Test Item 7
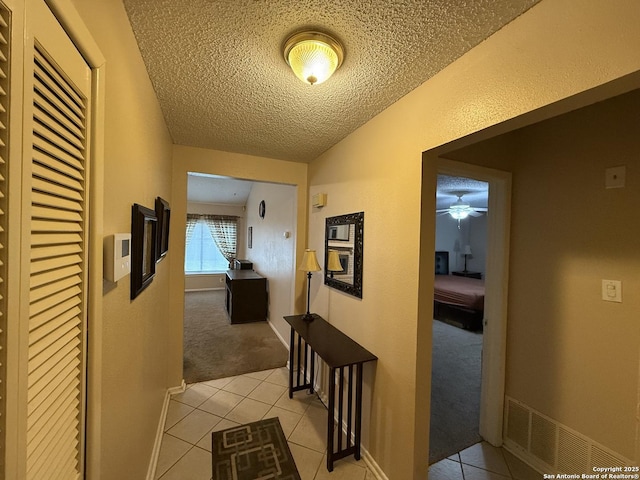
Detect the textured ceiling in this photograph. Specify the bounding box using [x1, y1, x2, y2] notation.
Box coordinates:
[123, 0, 539, 163]
[187, 174, 254, 205]
[436, 174, 488, 210]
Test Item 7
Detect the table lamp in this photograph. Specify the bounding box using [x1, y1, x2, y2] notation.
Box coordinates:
[463, 245, 472, 272]
[299, 249, 321, 321]
[326, 250, 343, 278]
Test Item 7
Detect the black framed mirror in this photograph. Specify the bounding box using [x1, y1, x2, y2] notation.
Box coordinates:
[324, 212, 364, 298]
[131, 203, 157, 299]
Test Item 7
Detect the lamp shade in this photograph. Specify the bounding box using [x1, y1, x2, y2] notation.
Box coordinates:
[463, 245, 473, 255]
[327, 250, 343, 272]
[299, 249, 321, 272]
[284, 31, 344, 85]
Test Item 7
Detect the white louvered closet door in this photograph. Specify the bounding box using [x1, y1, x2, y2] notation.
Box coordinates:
[23, 1, 91, 478]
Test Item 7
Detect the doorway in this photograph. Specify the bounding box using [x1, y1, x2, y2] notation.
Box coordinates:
[430, 174, 489, 462]
[431, 159, 512, 451]
[182, 173, 296, 383]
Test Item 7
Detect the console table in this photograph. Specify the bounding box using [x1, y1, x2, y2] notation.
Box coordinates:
[283, 314, 377, 472]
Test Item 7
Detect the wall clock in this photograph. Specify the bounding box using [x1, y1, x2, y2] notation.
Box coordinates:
[259, 200, 266, 219]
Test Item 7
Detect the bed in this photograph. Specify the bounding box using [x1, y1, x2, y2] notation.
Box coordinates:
[433, 251, 484, 330]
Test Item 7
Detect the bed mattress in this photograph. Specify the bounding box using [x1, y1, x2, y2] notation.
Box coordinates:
[434, 275, 485, 310]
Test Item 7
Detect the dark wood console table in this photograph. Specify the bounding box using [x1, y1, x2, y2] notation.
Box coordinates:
[283, 314, 377, 472]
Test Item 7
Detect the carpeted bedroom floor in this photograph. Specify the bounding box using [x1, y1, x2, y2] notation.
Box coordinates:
[183, 290, 288, 384]
[429, 319, 483, 464]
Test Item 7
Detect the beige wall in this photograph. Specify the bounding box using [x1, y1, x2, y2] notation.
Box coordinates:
[487, 91, 637, 459]
[244, 182, 297, 342]
[308, 0, 640, 478]
[169, 145, 308, 385]
[70, 0, 174, 478]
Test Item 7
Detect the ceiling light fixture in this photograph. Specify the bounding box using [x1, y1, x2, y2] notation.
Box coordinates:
[283, 30, 344, 86]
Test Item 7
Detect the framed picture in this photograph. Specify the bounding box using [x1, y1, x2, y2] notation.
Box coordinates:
[131, 203, 157, 300]
[155, 197, 170, 261]
[248, 226, 253, 249]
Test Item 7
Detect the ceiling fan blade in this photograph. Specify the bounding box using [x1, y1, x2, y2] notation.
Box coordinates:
[474, 207, 488, 212]
[469, 211, 483, 217]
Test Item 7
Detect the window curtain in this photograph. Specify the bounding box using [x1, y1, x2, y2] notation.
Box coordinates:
[185, 214, 199, 247]
[203, 215, 238, 263]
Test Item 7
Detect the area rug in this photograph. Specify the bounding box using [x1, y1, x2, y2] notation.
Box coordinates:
[183, 290, 288, 383]
[212, 417, 301, 480]
[429, 319, 483, 464]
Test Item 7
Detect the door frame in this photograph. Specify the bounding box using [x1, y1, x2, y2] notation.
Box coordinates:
[435, 158, 512, 445]
[44, 0, 106, 477]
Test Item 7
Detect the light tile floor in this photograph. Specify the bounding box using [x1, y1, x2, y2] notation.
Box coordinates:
[155, 367, 542, 480]
[429, 443, 542, 480]
[155, 367, 375, 480]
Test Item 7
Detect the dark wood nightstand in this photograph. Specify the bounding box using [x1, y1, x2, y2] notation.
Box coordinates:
[452, 271, 482, 279]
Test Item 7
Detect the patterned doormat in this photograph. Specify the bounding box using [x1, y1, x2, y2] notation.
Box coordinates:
[211, 417, 301, 480]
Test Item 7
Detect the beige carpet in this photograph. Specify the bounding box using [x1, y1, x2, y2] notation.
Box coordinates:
[183, 290, 288, 384]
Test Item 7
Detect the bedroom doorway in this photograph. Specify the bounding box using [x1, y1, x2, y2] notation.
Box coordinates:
[432, 159, 512, 451]
[430, 174, 489, 462]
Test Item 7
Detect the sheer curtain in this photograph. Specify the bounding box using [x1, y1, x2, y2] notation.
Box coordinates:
[185, 214, 199, 248]
[202, 215, 238, 263]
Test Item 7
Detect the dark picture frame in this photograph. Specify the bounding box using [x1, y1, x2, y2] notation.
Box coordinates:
[155, 197, 170, 261]
[248, 226, 253, 249]
[131, 203, 157, 300]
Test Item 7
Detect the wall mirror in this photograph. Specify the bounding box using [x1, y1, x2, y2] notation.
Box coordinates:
[324, 211, 364, 298]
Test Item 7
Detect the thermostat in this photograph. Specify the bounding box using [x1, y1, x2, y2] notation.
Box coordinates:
[104, 233, 132, 282]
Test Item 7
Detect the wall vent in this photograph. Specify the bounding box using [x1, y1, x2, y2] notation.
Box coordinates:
[558, 428, 588, 473]
[531, 413, 557, 466]
[504, 396, 632, 474]
[506, 399, 529, 449]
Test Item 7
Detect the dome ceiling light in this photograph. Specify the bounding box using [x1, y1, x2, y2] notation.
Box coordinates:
[283, 30, 344, 86]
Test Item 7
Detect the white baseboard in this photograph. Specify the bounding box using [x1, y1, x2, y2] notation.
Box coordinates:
[362, 446, 388, 480]
[268, 318, 289, 350]
[169, 380, 186, 395]
[146, 381, 186, 480]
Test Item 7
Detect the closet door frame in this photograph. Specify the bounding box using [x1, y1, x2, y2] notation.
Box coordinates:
[3, 0, 105, 478]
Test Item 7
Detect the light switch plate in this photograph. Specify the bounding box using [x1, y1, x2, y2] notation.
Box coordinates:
[602, 279, 622, 303]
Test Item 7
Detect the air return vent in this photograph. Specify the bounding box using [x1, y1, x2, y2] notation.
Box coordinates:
[558, 428, 588, 473]
[506, 400, 529, 449]
[531, 413, 556, 466]
[504, 396, 632, 474]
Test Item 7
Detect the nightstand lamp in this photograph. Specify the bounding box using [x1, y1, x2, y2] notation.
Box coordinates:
[299, 249, 321, 321]
[463, 245, 472, 273]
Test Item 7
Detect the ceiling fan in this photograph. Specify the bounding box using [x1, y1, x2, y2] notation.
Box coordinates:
[436, 194, 487, 224]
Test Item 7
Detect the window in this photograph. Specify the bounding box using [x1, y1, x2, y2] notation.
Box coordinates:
[185, 216, 237, 273]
